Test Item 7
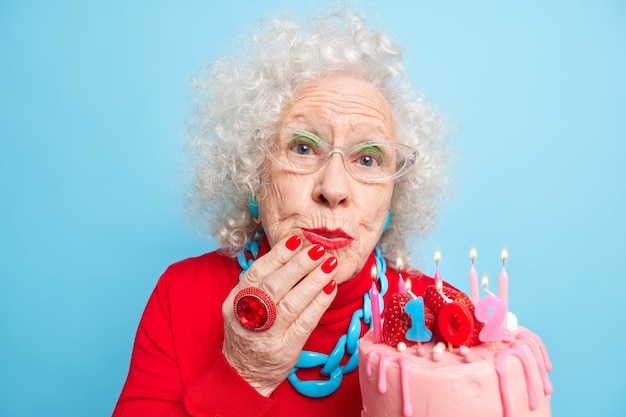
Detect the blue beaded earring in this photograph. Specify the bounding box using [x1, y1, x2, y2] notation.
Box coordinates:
[383, 210, 392, 233]
[248, 194, 261, 224]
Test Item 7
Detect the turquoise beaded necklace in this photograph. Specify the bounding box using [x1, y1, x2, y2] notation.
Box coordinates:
[237, 240, 388, 397]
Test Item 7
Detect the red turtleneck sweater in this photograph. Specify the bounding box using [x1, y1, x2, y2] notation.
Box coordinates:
[112, 241, 436, 417]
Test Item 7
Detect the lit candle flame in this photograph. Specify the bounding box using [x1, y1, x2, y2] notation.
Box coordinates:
[470, 247, 477, 264]
[371, 264, 378, 281]
[405, 277, 412, 292]
[434, 249, 441, 265]
[501, 248, 508, 265]
[396, 256, 404, 271]
[481, 274, 489, 288]
[481, 274, 496, 297]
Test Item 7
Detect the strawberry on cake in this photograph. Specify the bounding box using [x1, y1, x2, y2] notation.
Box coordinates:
[359, 277, 553, 417]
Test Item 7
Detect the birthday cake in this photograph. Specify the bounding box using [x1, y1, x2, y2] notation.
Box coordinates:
[359, 251, 553, 417]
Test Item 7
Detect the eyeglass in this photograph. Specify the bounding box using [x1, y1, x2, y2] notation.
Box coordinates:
[256, 126, 418, 183]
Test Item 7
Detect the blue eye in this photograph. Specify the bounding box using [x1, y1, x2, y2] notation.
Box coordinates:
[294, 143, 312, 155]
[288, 134, 320, 156]
[358, 155, 375, 167]
[354, 145, 384, 167]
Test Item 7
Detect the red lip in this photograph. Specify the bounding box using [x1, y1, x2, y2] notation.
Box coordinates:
[301, 227, 354, 250]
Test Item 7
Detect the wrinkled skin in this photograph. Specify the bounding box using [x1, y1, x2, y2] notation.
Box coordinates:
[222, 75, 397, 396]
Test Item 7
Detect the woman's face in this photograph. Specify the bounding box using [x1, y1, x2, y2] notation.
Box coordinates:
[259, 75, 396, 283]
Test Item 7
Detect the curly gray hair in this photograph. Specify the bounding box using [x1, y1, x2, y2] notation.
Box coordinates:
[186, 5, 449, 260]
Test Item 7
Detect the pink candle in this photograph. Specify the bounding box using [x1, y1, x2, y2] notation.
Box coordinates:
[469, 247, 479, 306]
[498, 248, 509, 330]
[396, 256, 406, 293]
[398, 278, 406, 294]
[370, 266, 382, 343]
[476, 295, 511, 344]
[434, 249, 442, 293]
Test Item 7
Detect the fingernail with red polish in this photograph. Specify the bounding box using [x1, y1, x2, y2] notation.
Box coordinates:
[308, 244, 325, 261]
[323, 280, 337, 295]
[285, 235, 301, 251]
[321, 257, 338, 274]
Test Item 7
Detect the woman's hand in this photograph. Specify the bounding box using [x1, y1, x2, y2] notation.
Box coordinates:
[221, 235, 338, 396]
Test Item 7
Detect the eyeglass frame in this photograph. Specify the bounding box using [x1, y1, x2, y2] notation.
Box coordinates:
[254, 126, 418, 183]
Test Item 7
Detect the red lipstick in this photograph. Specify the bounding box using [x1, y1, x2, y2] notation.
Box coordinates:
[301, 227, 354, 250]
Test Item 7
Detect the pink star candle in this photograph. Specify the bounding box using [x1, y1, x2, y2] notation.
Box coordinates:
[370, 265, 382, 344]
[469, 247, 480, 306]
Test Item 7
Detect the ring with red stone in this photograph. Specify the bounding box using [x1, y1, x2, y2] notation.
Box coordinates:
[233, 287, 277, 332]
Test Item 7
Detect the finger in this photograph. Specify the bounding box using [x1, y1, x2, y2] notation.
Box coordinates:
[238, 235, 305, 288]
[241, 238, 328, 302]
[283, 277, 338, 349]
[275, 256, 338, 330]
[262, 244, 330, 302]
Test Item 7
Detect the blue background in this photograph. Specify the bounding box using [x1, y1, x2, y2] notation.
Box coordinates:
[1, 1, 624, 415]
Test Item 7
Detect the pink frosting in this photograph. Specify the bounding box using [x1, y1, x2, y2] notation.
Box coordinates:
[359, 326, 552, 417]
[366, 350, 415, 417]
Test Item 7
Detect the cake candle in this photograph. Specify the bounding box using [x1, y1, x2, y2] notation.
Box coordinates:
[405, 277, 417, 299]
[434, 249, 443, 295]
[437, 301, 474, 349]
[469, 247, 480, 305]
[482, 274, 494, 296]
[405, 296, 433, 344]
[498, 248, 509, 330]
[476, 294, 511, 348]
[435, 272, 452, 303]
[397, 256, 406, 294]
[370, 265, 382, 344]
[477, 274, 511, 347]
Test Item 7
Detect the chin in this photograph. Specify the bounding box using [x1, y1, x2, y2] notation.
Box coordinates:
[333, 254, 368, 284]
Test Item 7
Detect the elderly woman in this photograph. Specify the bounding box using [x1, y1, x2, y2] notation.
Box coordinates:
[113, 6, 447, 417]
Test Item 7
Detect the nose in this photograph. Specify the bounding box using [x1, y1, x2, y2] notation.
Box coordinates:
[313, 153, 351, 208]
